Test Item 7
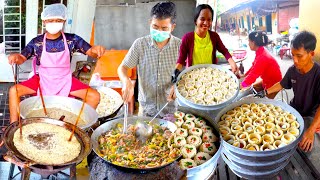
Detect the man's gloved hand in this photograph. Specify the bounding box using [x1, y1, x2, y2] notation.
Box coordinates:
[171, 69, 181, 83]
[254, 90, 267, 98]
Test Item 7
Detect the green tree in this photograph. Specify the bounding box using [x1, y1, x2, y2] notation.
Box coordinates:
[217, 0, 226, 16]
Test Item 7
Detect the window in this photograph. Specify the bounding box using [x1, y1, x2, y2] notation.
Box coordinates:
[259, 17, 263, 26]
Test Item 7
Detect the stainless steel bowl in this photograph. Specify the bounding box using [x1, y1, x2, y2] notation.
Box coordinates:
[19, 96, 98, 130]
[175, 64, 240, 111]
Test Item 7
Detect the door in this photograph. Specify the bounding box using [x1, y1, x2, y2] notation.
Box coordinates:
[241, 16, 245, 29]
[246, 15, 251, 31]
[266, 14, 272, 34]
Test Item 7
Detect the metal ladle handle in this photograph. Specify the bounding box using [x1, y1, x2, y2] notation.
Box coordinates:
[149, 102, 169, 123]
[123, 103, 128, 134]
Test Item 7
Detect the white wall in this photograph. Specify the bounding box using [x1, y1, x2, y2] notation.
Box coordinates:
[0, 54, 13, 82]
[68, 0, 96, 43]
[26, 0, 39, 44]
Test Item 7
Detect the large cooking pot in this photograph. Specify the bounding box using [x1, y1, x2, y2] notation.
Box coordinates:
[215, 97, 304, 179]
[19, 96, 98, 130]
[91, 116, 179, 172]
[2, 117, 92, 167]
[175, 64, 240, 111]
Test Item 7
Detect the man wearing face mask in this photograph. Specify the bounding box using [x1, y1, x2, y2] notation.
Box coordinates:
[117, 1, 181, 117]
[7, 3, 105, 123]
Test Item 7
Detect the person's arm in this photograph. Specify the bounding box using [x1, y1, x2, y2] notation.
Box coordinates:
[227, 57, 238, 73]
[117, 63, 134, 103]
[214, 32, 238, 73]
[241, 58, 266, 88]
[299, 105, 320, 152]
[86, 45, 106, 58]
[72, 34, 106, 58]
[117, 38, 141, 103]
[266, 66, 293, 94]
[266, 82, 283, 95]
[9, 38, 36, 65]
[8, 53, 27, 65]
[176, 33, 189, 68]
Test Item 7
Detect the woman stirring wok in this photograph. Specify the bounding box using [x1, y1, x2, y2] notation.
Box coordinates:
[7, 4, 106, 123]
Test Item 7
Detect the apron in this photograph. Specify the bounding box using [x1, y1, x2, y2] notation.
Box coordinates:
[36, 32, 72, 96]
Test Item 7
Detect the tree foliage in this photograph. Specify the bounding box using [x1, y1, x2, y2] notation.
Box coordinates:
[217, 0, 227, 16]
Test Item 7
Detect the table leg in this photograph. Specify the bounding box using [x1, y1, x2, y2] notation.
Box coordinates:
[69, 164, 76, 180]
[21, 168, 31, 180]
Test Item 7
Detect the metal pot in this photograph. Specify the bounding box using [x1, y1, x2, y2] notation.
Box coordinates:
[2, 117, 92, 167]
[19, 96, 98, 130]
[175, 64, 240, 111]
[177, 106, 222, 180]
[90, 116, 179, 172]
[215, 97, 304, 179]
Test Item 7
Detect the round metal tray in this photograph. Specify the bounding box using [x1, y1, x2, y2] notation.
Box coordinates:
[174, 64, 240, 111]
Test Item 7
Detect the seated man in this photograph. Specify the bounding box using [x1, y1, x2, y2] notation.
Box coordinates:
[267, 31, 320, 152]
[8, 3, 105, 123]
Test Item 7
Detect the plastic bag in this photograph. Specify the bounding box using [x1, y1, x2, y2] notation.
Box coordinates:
[89, 73, 123, 88]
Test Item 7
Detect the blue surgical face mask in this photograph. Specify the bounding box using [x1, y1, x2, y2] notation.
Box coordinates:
[150, 27, 171, 42]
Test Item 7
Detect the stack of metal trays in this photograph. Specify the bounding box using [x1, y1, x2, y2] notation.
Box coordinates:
[215, 97, 304, 179]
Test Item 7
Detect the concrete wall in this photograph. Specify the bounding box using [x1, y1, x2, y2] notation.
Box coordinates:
[94, 0, 196, 49]
[299, 0, 320, 62]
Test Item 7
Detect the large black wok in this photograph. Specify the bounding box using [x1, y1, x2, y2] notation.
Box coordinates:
[91, 116, 180, 172]
[2, 117, 92, 167]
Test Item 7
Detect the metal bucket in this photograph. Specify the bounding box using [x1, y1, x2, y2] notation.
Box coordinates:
[178, 106, 222, 180]
[174, 64, 240, 111]
[19, 96, 99, 130]
[215, 97, 304, 179]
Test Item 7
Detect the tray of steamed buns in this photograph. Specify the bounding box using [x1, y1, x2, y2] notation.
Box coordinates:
[168, 110, 221, 170]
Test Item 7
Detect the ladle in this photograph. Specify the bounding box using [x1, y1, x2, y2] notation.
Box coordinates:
[135, 102, 169, 142]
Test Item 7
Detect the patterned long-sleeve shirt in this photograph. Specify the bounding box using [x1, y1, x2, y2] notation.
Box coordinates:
[21, 33, 91, 65]
[123, 35, 181, 117]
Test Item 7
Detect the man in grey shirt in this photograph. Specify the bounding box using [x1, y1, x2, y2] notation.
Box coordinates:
[118, 2, 181, 117]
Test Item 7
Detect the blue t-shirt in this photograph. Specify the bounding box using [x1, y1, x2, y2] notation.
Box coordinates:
[280, 63, 320, 116]
[21, 33, 91, 65]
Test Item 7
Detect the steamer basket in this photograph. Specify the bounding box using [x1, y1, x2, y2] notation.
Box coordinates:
[175, 64, 240, 111]
[215, 97, 304, 179]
